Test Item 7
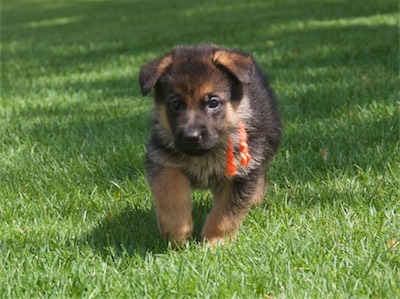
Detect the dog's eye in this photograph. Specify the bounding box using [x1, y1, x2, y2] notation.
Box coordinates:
[169, 100, 182, 112]
[207, 97, 220, 109]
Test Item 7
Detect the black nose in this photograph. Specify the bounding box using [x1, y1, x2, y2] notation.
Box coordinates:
[182, 128, 201, 142]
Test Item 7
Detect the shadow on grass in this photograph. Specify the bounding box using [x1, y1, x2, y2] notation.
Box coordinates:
[85, 199, 212, 257]
[2, 0, 397, 71]
[12, 96, 149, 185]
[86, 205, 167, 257]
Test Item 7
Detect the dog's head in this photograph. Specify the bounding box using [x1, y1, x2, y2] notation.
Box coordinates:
[139, 44, 254, 156]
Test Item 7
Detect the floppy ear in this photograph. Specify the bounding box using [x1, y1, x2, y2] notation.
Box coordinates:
[212, 49, 254, 84]
[139, 55, 173, 96]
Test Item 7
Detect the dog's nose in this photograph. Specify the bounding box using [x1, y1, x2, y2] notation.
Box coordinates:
[182, 128, 201, 142]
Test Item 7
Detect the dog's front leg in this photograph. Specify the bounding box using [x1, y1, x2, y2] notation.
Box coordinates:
[201, 179, 254, 245]
[148, 167, 193, 248]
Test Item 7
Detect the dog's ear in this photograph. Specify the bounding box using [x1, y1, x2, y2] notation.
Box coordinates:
[139, 55, 173, 96]
[212, 49, 254, 84]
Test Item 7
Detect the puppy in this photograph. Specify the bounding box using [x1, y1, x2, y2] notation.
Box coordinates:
[139, 44, 281, 247]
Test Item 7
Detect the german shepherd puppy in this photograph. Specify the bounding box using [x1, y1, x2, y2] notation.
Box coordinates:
[139, 44, 281, 247]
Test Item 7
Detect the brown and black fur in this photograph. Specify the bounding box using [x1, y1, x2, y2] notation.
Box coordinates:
[139, 44, 281, 246]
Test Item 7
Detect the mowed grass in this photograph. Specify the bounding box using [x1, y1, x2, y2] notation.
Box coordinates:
[1, 0, 399, 297]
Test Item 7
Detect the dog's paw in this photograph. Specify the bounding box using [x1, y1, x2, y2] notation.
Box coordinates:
[160, 224, 193, 249]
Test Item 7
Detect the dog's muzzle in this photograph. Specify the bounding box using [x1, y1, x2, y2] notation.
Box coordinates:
[175, 126, 213, 156]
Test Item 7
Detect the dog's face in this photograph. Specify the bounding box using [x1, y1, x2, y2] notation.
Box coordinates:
[140, 45, 254, 156]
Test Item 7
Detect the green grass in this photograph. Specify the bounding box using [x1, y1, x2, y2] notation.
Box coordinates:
[1, 0, 399, 298]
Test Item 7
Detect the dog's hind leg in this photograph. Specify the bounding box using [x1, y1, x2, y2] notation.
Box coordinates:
[251, 169, 266, 205]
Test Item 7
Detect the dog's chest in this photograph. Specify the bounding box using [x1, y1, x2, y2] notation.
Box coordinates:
[180, 151, 227, 189]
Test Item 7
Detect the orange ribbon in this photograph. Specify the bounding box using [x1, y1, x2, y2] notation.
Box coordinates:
[225, 122, 251, 176]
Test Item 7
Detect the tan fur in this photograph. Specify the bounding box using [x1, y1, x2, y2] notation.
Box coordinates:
[212, 50, 254, 83]
[224, 101, 236, 128]
[156, 55, 173, 78]
[172, 79, 230, 110]
[225, 96, 252, 127]
[201, 182, 248, 245]
[195, 81, 218, 99]
[149, 167, 193, 247]
[252, 170, 266, 205]
[157, 103, 171, 134]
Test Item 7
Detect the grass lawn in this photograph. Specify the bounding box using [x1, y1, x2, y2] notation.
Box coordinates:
[1, 0, 399, 297]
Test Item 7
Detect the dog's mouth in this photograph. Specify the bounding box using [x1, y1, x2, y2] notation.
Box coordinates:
[175, 140, 213, 156]
[174, 138, 217, 157]
[180, 147, 211, 156]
